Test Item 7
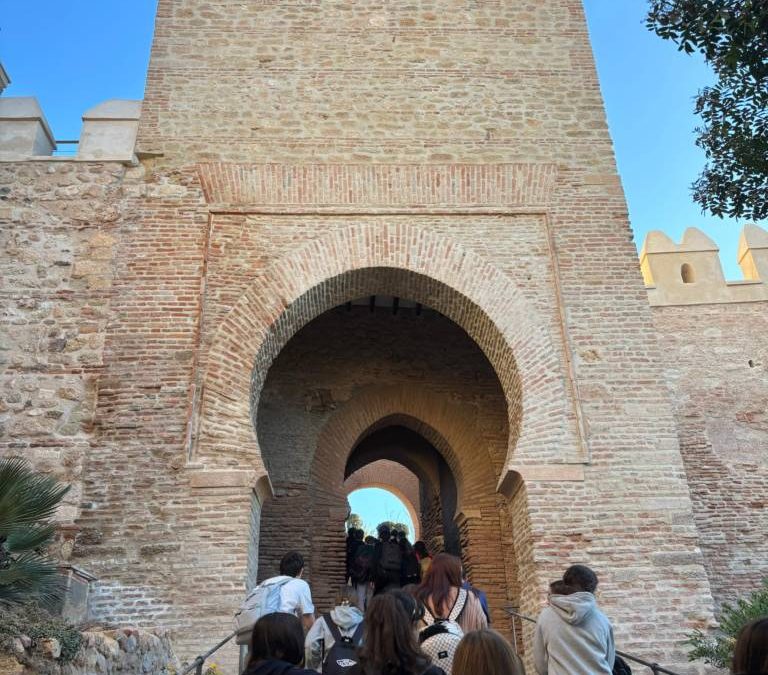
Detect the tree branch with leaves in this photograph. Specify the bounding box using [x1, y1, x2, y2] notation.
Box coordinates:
[647, 0, 768, 221]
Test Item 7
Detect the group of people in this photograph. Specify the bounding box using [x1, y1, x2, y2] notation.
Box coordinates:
[236, 546, 768, 675]
[345, 524, 432, 608]
[238, 548, 508, 675]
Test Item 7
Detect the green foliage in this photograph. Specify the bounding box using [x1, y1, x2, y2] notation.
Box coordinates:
[0, 603, 83, 662]
[685, 578, 768, 668]
[378, 521, 410, 538]
[0, 457, 70, 607]
[346, 513, 364, 531]
[647, 0, 768, 221]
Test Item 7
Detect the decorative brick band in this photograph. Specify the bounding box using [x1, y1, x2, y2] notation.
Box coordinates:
[197, 163, 557, 208]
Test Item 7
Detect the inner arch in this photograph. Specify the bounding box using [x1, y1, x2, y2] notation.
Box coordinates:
[255, 294, 515, 618]
[345, 426, 460, 554]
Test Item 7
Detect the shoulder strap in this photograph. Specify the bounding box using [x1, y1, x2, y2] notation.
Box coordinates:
[448, 588, 468, 622]
[324, 613, 343, 643]
[422, 603, 436, 626]
[351, 620, 365, 644]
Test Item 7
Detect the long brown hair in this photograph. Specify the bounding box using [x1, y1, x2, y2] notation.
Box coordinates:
[732, 617, 768, 675]
[416, 552, 462, 618]
[453, 629, 526, 675]
[358, 592, 431, 675]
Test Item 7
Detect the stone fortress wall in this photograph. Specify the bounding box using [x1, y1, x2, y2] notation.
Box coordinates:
[641, 226, 768, 610]
[1, 0, 767, 670]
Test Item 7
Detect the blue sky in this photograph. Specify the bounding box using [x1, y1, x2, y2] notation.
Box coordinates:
[348, 488, 415, 539]
[0, 0, 750, 277]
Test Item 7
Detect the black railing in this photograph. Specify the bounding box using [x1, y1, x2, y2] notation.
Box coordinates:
[183, 609, 685, 675]
[504, 607, 683, 675]
[53, 140, 78, 156]
[179, 630, 240, 675]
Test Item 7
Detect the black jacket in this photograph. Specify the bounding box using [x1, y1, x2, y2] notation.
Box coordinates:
[243, 659, 317, 675]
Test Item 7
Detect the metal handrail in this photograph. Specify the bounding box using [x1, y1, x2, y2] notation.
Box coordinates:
[504, 607, 683, 675]
[179, 630, 238, 675]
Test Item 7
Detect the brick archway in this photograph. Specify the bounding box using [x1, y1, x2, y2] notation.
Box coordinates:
[304, 384, 515, 626]
[345, 459, 422, 541]
[195, 222, 570, 486]
[308, 385, 502, 514]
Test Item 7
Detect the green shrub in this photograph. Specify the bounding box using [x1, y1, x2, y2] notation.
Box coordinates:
[0, 603, 82, 662]
[685, 579, 768, 668]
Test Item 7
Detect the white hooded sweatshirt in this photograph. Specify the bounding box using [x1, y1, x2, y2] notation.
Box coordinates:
[533, 591, 615, 675]
[304, 604, 364, 672]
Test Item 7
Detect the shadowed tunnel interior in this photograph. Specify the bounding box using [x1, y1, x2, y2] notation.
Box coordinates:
[345, 425, 460, 554]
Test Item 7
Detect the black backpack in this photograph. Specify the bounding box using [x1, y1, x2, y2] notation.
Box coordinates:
[613, 655, 632, 675]
[350, 544, 374, 583]
[402, 552, 420, 581]
[322, 613, 364, 675]
[379, 540, 402, 573]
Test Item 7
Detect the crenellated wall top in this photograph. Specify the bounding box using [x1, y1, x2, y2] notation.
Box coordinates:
[0, 97, 140, 162]
[640, 224, 768, 306]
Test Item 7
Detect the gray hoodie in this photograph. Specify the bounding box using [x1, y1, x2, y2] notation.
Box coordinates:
[304, 605, 364, 672]
[533, 592, 615, 675]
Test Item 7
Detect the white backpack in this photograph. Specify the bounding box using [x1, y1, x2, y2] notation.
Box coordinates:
[419, 588, 467, 673]
[234, 575, 292, 645]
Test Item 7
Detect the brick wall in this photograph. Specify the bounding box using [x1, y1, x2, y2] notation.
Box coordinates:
[651, 301, 768, 609]
[138, 0, 616, 172]
[0, 162, 125, 549]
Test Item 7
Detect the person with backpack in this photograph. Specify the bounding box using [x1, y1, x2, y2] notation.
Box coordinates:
[400, 536, 421, 586]
[243, 612, 318, 675]
[373, 524, 402, 595]
[460, 568, 490, 625]
[346, 528, 364, 583]
[236, 551, 316, 646]
[452, 629, 526, 675]
[533, 565, 615, 675]
[414, 542, 432, 579]
[416, 554, 487, 636]
[350, 536, 376, 611]
[305, 586, 365, 673]
[358, 591, 446, 675]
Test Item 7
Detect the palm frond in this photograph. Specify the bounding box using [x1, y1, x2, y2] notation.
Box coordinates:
[0, 457, 70, 534]
[0, 551, 64, 607]
[5, 523, 58, 553]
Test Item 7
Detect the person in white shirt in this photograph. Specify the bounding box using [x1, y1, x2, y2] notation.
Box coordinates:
[277, 551, 316, 632]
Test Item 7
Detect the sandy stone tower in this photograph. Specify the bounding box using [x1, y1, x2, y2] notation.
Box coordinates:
[9, 0, 762, 671]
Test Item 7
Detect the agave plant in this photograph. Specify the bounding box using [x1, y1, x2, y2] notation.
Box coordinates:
[0, 457, 70, 607]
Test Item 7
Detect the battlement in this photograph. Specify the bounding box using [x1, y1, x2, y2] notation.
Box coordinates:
[0, 97, 140, 162]
[0, 63, 10, 96]
[641, 225, 768, 306]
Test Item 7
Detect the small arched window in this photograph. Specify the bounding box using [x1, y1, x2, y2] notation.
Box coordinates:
[681, 263, 695, 284]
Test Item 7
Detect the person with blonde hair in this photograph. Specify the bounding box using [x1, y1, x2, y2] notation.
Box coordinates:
[453, 630, 526, 675]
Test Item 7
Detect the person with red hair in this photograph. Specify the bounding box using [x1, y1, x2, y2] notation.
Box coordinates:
[415, 553, 487, 634]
